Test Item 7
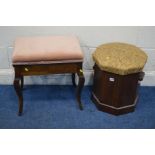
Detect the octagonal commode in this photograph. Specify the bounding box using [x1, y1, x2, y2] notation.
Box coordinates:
[92, 42, 148, 115]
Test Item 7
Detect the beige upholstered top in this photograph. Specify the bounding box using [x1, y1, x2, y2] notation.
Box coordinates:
[12, 36, 83, 63]
[93, 42, 148, 75]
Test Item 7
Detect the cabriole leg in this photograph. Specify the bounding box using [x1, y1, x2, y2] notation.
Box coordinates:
[76, 69, 85, 110]
[72, 73, 76, 87]
[14, 76, 23, 116]
[21, 76, 24, 89]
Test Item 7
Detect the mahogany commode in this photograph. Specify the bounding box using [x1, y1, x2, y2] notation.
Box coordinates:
[12, 36, 85, 116]
[92, 42, 148, 115]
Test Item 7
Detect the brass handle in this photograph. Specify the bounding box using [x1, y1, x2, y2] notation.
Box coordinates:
[25, 68, 29, 72]
[139, 72, 145, 81]
[79, 69, 83, 73]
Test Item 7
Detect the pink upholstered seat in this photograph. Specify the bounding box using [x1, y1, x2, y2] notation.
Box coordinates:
[12, 36, 83, 64]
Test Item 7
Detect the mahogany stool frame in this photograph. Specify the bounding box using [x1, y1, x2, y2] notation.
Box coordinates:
[13, 61, 85, 116]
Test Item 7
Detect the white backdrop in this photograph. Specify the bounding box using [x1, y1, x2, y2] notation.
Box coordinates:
[0, 26, 155, 85]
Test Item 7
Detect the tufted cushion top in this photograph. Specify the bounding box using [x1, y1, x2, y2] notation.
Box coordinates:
[93, 42, 148, 75]
[12, 36, 83, 64]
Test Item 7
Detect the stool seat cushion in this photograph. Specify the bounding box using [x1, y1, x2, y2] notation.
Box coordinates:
[93, 42, 148, 75]
[12, 36, 83, 63]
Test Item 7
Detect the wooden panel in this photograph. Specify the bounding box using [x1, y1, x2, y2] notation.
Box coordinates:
[14, 63, 81, 76]
[92, 64, 140, 115]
